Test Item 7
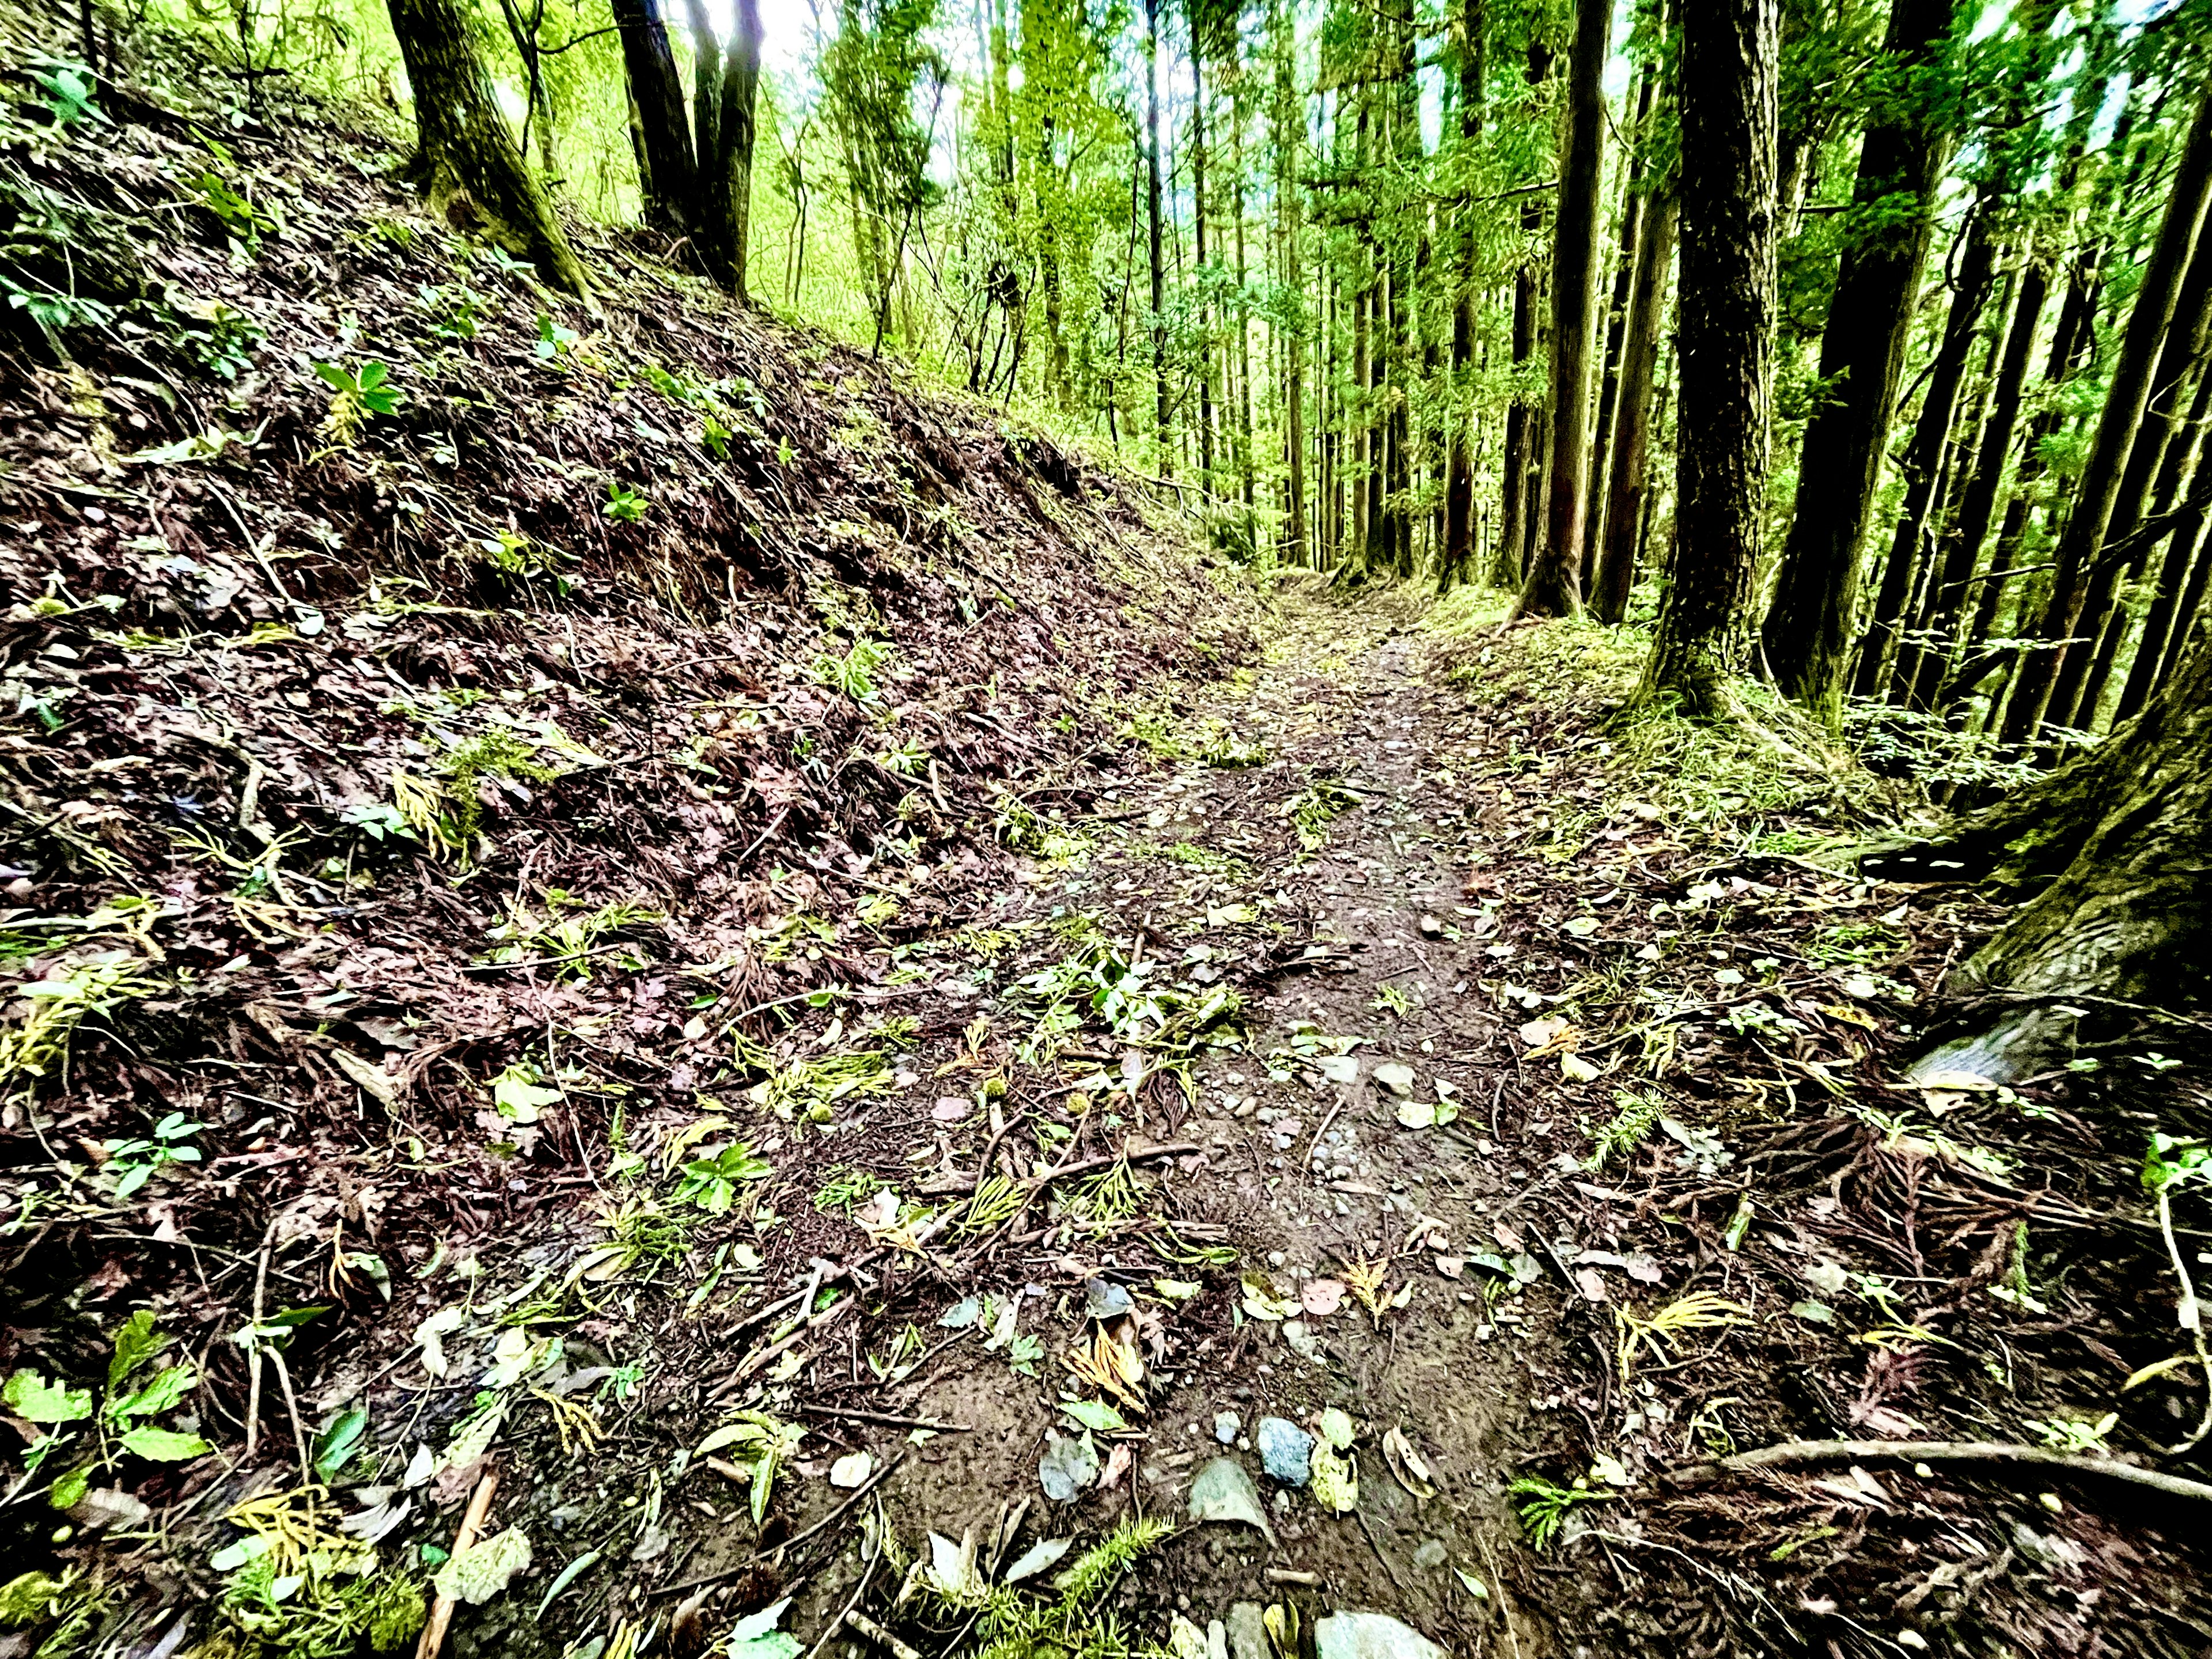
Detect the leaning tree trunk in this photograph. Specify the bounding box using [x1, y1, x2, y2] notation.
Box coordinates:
[1635, 0, 1774, 714]
[1870, 637, 2212, 1081]
[1510, 0, 1609, 620]
[1759, 0, 1953, 724]
[386, 0, 589, 297]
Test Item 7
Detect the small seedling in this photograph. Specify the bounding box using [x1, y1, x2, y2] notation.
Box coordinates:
[313, 361, 401, 442]
[603, 481, 648, 522]
[101, 1112, 204, 1196]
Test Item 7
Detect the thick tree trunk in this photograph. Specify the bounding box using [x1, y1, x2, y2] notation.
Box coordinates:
[1871, 639, 2212, 1081]
[2002, 84, 2212, 748]
[1635, 0, 1774, 714]
[1511, 0, 1609, 620]
[1593, 188, 1677, 625]
[1759, 0, 1954, 722]
[611, 0, 699, 244]
[386, 0, 589, 297]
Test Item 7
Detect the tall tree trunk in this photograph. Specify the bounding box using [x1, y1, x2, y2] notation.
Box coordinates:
[1441, 0, 1487, 592]
[2002, 84, 2212, 749]
[1858, 213, 2000, 698]
[1910, 250, 2048, 708]
[1586, 64, 1657, 589]
[1493, 40, 1550, 589]
[721, 0, 764, 302]
[610, 0, 699, 244]
[1593, 187, 1677, 624]
[1194, 52, 1215, 495]
[2074, 354, 2212, 729]
[1512, 0, 1611, 620]
[2048, 225, 2212, 733]
[2117, 479, 2212, 726]
[1759, 0, 1955, 722]
[387, 0, 589, 296]
[1636, 0, 1775, 713]
[1145, 0, 1171, 476]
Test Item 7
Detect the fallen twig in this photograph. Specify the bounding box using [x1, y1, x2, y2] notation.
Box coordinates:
[1668, 1440, 2212, 1503]
[415, 1469, 498, 1659]
[845, 1610, 925, 1659]
[778, 1452, 909, 1560]
[793, 1404, 973, 1432]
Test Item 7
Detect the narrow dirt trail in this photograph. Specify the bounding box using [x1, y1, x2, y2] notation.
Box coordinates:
[820, 588, 1577, 1657]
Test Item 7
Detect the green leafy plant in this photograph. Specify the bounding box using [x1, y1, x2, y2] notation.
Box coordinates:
[813, 637, 889, 701]
[164, 297, 264, 380]
[101, 1110, 204, 1196]
[1588, 1091, 1664, 1169]
[2025, 1412, 2116, 1455]
[1508, 1473, 1613, 1550]
[603, 480, 648, 522]
[1, 957, 160, 1109]
[672, 1142, 772, 1214]
[5, 1311, 211, 1506]
[696, 1411, 804, 1525]
[31, 62, 107, 128]
[418, 282, 488, 342]
[314, 361, 401, 442]
[534, 311, 579, 359]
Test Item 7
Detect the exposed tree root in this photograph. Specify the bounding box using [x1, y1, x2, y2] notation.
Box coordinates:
[1668, 1440, 2212, 1503]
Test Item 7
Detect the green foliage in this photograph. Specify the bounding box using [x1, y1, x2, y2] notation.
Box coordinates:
[101, 1110, 204, 1196]
[1508, 1474, 1612, 1551]
[313, 361, 400, 442]
[813, 637, 890, 701]
[672, 1142, 773, 1214]
[215, 1552, 427, 1657]
[603, 480, 648, 522]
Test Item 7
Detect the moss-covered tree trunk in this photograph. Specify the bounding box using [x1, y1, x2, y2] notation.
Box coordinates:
[385, 0, 589, 297]
[1870, 639, 2212, 1080]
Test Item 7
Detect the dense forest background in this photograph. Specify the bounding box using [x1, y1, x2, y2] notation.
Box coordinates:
[70, 0, 2212, 783]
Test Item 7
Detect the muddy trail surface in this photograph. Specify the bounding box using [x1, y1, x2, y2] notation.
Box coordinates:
[12, 584, 2212, 1659]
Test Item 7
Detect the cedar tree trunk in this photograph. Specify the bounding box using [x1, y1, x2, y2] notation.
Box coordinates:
[1635, 0, 1774, 713]
[1511, 0, 1609, 620]
[1759, 0, 1953, 722]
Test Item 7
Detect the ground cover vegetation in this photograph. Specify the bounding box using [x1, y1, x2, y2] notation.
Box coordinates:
[2, 0, 2211, 1655]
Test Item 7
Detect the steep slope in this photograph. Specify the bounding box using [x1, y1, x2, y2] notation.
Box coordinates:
[0, 4, 1249, 1635]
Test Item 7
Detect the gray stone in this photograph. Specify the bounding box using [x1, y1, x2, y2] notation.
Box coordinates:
[1226, 1604, 1269, 1659]
[1039, 1430, 1100, 1502]
[1188, 1457, 1275, 1543]
[1410, 1539, 1448, 1571]
[1315, 1612, 1448, 1659]
[1214, 1411, 1241, 1444]
[1085, 1277, 1134, 1320]
[1256, 1416, 1315, 1486]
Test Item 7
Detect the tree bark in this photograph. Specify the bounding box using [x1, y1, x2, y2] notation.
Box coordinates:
[1635, 0, 1774, 714]
[386, 0, 589, 297]
[1759, 0, 1955, 722]
[1441, 0, 1487, 592]
[610, 0, 699, 244]
[1857, 213, 1999, 699]
[1586, 65, 1657, 590]
[2049, 224, 2212, 734]
[2002, 84, 2212, 748]
[1511, 0, 1610, 620]
[1145, 0, 1171, 477]
[1593, 187, 1677, 625]
[1869, 638, 2212, 1081]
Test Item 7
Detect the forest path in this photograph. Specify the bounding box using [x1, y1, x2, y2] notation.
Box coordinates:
[812, 584, 1583, 1657]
